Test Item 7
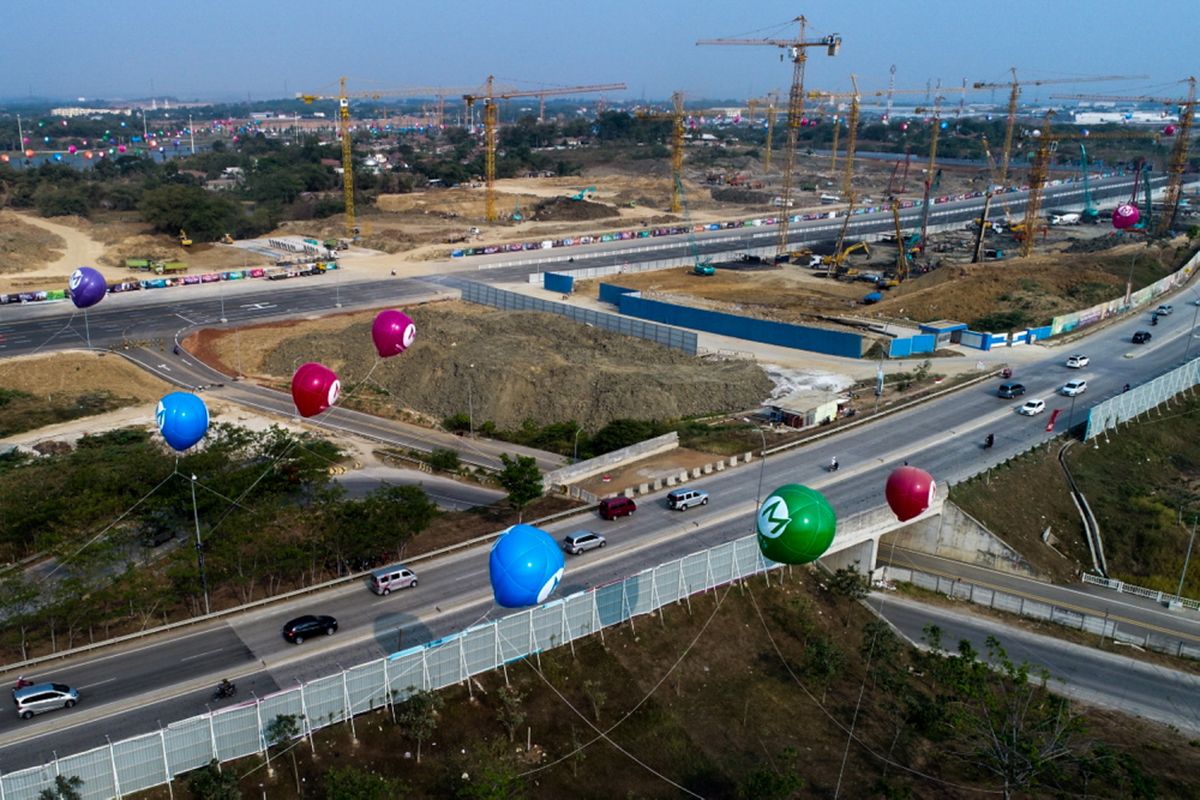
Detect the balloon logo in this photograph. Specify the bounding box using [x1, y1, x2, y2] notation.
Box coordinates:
[885, 466, 936, 522]
[1113, 203, 1140, 230]
[68, 267, 107, 309]
[756, 484, 837, 565]
[291, 362, 341, 417]
[156, 392, 209, 451]
[488, 524, 564, 608]
[371, 310, 417, 357]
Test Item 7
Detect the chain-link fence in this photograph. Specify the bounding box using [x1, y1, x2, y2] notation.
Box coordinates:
[2, 534, 779, 800]
[1084, 358, 1200, 441]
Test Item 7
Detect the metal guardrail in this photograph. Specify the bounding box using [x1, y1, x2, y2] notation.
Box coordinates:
[1081, 573, 1200, 611]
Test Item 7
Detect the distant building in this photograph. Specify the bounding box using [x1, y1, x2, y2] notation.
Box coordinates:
[51, 106, 133, 117]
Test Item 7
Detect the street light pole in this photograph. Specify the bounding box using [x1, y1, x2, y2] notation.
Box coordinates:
[743, 417, 767, 527]
[1178, 516, 1197, 598]
[467, 364, 475, 437]
[573, 426, 583, 463]
[1067, 393, 1078, 435]
[190, 474, 211, 616]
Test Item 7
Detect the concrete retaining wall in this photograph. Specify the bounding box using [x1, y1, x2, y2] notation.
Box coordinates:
[545, 432, 679, 489]
[881, 500, 1040, 578]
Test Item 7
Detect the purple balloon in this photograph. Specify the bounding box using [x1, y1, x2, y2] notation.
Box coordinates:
[371, 309, 417, 357]
[69, 267, 107, 309]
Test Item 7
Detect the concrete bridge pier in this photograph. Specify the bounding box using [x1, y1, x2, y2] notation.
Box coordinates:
[819, 535, 879, 579]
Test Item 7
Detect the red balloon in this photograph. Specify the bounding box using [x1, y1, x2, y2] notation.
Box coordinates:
[1163, 124, 1177, 136]
[1113, 203, 1140, 230]
[371, 309, 417, 357]
[885, 466, 936, 522]
[291, 362, 341, 417]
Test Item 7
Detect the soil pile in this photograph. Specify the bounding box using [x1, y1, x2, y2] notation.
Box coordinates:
[258, 304, 773, 430]
[529, 196, 619, 222]
[0, 212, 63, 274]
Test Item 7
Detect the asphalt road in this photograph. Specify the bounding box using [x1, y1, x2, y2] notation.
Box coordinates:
[876, 594, 1200, 734]
[0, 173, 1193, 768]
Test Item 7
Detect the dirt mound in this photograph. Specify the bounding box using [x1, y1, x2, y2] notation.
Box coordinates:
[252, 303, 773, 430]
[0, 212, 63, 274]
[99, 234, 188, 267]
[529, 196, 620, 222]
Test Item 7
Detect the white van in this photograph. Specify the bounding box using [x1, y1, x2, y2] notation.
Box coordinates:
[368, 564, 418, 595]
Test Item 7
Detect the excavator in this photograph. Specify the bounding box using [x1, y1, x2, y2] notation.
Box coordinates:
[178, 230, 193, 247]
[830, 241, 871, 279]
[568, 186, 596, 201]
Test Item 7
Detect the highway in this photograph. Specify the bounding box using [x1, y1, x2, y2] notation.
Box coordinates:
[877, 594, 1200, 734]
[0, 173, 1195, 768]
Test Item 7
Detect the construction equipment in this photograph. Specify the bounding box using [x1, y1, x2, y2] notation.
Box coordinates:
[1078, 144, 1099, 223]
[886, 146, 913, 194]
[886, 200, 910, 285]
[299, 79, 477, 239]
[1051, 77, 1196, 235]
[764, 91, 780, 171]
[808, 74, 861, 188]
[178, 230, 192, 247]
[568, 186, 597, 201]
[220, 233, 234, 245]
[677, 176, 714, 276]
[463, 77, 626, 222]
[699, 16, 842, 258]
[633, 91, 687, 213]
[971, 71, 1147, 190]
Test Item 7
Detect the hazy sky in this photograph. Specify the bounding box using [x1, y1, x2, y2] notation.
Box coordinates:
[4, 0, 1196, 103]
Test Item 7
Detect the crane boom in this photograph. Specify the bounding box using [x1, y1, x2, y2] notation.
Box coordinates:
[463, 78, 626, 222]
[698, 16, 842, 257]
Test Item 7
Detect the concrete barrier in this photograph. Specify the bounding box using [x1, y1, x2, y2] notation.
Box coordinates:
[545, 432, 678, 488]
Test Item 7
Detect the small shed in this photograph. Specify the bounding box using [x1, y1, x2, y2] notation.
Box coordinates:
[766, 389, 841, 430]
[918, 320, 969, 346]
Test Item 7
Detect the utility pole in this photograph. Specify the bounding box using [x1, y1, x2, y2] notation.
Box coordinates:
[191, 475, 211, 616]
[1178, 516, 1197, 598]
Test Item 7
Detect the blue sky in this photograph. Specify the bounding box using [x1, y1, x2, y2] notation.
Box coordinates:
[4, 0, 1196, 103]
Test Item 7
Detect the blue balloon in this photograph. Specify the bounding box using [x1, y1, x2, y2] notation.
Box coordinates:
[488, 524, 564, 608]
[156, 392, 209, 451]
[68, 267, 107, 309]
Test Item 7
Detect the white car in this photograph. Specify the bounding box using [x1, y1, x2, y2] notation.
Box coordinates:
[1065, 354, 1089, 369]
[1018, 399, 1047, 416]
[1060, 379, 1087, 397]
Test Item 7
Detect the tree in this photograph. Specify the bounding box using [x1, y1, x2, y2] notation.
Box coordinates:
[395, 687, 443, 763]
[937, 636, 1088, 800]
[497, 454, 542, 521]
[736, 747, 805, 800]
[37, 775, 83, 800]
[581, 679, 607, 722]
[803, 635, 845, 702]
[495, 684, 526, 743]
[322, 766, 408, 800]
[828, 564, 870, 627]
[442, 739, 526, 800]
[186, 760, 241, 800]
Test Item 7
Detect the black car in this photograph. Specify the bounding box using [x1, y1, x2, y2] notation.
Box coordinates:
[1132, 330, 1152, 344]
[997, 382, 1026, 399]
[282, 615, 338, 644]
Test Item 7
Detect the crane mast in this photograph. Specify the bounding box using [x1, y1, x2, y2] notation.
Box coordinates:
[464, 78, 626, 222]
[698, 16, 842, 257]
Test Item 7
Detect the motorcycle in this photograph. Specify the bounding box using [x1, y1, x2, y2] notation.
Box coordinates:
[1151, 315, 1158, 326]
[983, 434, 995, 449]
[827, 458, 840, 472]
[213, 681, 237, 701]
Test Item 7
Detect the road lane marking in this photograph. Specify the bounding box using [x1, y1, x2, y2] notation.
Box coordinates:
[78, 678, 116, 689]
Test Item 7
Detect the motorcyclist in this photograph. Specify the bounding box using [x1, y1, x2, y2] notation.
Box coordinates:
[1151, 314, 1158, 325]
[218, 678, 235, 697]
[1123, 383, 1131, 393]
[985, 433, 995, 448]
[13, 676, 33, 689]
[829, 456, 839, 471]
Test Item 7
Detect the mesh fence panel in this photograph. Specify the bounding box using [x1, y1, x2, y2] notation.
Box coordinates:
[302, 675, 348, 732]
[111, 732, 170, 797]
[345, 661, 389, 715]
[210, 705, 261, 762]
[54, 749, 115, 800]
[385, 653, 425, 699]
[424, 635, 465, 689]
[496, 613, 533, 664]
[461, 624, 499, 677]
[163, 717, 216, 777]
[530, 601, 567, 652]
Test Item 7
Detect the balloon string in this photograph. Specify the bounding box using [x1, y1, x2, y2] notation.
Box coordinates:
[83, 308, 91, 349]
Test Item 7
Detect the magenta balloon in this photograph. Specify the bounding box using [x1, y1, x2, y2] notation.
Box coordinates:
[371, 310, 417, 357]
[291, 362, 341, 417]
[885, 466, 936, 522]
[1163, 124, 1177, 136]
[1113, 203, 1140, 230]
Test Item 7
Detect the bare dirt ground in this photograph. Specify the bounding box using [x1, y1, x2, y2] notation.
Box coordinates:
[0, 350, 172, 403]
[185, 300, 774, 432]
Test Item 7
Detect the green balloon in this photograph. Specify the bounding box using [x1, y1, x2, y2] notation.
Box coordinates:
[756, 484, 837, 564]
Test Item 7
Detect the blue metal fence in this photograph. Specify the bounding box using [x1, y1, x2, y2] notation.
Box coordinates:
[543, 272, 574, 294]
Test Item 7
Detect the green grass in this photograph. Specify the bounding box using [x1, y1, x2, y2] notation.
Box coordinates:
[0, 388, 130, 437]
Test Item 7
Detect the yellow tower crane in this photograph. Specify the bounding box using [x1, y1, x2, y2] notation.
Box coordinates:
[698, 16, 842, 257]
[971, 71, 1147, 191]
[634, 91, 688, 213]
[1052, 77, 1197, 235]
[463, 78, 627, 223]
[763, 91, 780, 171]
[299, 79, 475, 239]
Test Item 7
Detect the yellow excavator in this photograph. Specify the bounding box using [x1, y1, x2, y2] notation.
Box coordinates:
[220, 233, 235, 245]
[179, 230, 193, 247]
[830, 240, 870, 279]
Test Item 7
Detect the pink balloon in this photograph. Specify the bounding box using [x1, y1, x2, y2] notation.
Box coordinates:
[371, 309, 417, 357]
[1163, 124, 1177, 136]
[885, 466, 936, 522]
[900, 121, 909, 131]
[118, 144, 127, 153]
[68, 145, 77, 154]
[1113, 203, 1140, 230]
[291, 362, 341, 417]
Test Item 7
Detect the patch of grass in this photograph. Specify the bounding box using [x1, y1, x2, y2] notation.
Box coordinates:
[0, 389, 129, 437]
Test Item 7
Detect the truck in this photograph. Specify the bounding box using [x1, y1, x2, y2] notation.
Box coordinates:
[1049, 212, 1081, 226]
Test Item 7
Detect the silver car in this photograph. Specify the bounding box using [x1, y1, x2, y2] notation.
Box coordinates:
[561, 531, 607, 555]
[12, 682, 79, 720]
